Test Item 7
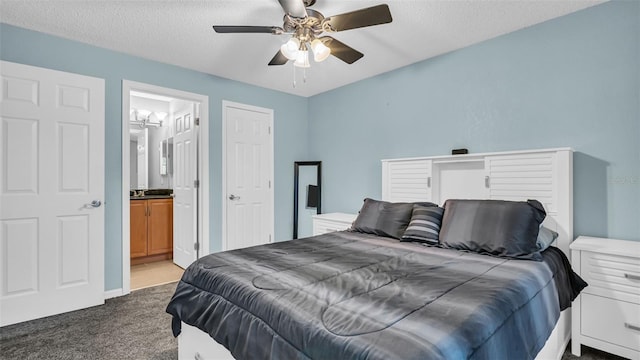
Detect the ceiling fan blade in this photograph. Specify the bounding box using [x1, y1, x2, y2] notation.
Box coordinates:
[268, 50, 289, 66]
[213, 26, 284, 34]
[277, 0, 308, 18]
[320, 36, 364, 64]
[324, 4, 392, 32]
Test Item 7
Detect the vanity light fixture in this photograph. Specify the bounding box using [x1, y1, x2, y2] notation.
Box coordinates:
[155, 112, 168, 121]
[130, 108, 165, 128]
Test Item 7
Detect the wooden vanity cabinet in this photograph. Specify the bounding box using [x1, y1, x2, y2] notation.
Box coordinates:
[147, 199, 173, 255]
[130, 198, 173, 264]
[130, 201, 149, 258]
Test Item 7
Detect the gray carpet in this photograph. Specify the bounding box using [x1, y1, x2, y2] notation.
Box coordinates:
[0, 281, 626, 360]
[1, 282, 178, 360]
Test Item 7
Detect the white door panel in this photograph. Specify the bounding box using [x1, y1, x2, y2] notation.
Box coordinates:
[173, 106, 197, 269]
[224, 102, 273, 251]
[0, 61, 105, 326]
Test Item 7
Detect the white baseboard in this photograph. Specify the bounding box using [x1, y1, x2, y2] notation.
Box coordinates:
[104, 288, 127, 299]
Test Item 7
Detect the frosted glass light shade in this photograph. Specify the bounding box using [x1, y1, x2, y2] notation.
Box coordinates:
[311, 39, 330, 62]
[154, 111, 168, 121]
[137, 109, 151, 118]
[281, 38, 300, 60]
[294, 50, 310, 68]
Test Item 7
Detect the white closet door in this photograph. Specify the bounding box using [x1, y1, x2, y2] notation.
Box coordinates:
[0, 61, 105, 326]
[223, 102, 273, 251]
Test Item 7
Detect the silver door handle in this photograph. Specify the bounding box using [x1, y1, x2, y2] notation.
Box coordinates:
[228, 194, 240, 200]
[90, 200, 102, 208]
[625, 322, 640, 332]
[624, 273, 640, 281]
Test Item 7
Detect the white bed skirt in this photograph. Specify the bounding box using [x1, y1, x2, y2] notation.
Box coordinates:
[177, 309, 570, 360]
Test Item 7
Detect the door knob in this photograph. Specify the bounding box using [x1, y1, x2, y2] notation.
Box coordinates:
[90, 200, 102, 208]
[228, 194, 240, 200]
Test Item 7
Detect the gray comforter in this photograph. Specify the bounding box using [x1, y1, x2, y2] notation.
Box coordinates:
[167, 231, 583, 360]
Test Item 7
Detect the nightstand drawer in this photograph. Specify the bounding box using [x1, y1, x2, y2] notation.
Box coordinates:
[582, 294, 640, 352]
[312, 213, 357, 236]
[313, 219, 350, 235]
[581, 251, 640, 304]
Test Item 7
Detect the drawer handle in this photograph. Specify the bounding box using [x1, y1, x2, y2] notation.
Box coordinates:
[624, 273, 640, 281]
[625, 323, 640, 332]
[194, 352, 204, 360]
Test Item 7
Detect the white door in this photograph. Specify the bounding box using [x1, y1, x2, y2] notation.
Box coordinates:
[223, 101, 273, 251]
[0, 61, 105, 326]
[173, 104, 198, 268]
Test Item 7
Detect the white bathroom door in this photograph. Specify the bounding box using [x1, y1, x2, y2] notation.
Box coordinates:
[0, 61, 105, 326]
[223, 101, 273, 251]
[173, 105, 198, 269]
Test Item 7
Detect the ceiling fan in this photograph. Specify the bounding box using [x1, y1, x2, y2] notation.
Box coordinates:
[212, 0, 393, 68]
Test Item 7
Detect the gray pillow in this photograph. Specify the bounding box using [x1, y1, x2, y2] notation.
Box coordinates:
[537, 226, 558, 252]
[401, 205, 445, 245]
[351, 198, 436, 239]
[439, 199, 546, 261]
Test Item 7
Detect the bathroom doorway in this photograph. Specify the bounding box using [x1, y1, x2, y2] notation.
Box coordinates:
[121, 81, 209, 294]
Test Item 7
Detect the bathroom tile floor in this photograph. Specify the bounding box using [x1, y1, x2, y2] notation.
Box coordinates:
[131, 260, 184, 291]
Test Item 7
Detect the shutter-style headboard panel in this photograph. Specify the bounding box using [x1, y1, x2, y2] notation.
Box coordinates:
[381, 148, 573, 256]
[382, 159, 432, 203]
[485, 152, 557, 213]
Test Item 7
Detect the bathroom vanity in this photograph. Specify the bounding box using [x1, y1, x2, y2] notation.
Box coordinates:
[130, 190, 173, 265]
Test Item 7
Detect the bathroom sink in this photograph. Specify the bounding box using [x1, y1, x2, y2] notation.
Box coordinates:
[130, 194, 173, 200]
[129, 189, 173, 200]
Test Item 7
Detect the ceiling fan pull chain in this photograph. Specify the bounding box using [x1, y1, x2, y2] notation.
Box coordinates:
[292, 64, 297, 88]
[303, 68, 307, 84]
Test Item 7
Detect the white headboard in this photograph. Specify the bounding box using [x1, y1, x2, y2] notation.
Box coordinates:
[381, 148, 574, 257]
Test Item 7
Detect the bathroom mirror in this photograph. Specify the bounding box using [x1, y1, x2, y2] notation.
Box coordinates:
[293, 161, 322, 239]
[129, 128, 148, 189]
[129, 126, 171, 190]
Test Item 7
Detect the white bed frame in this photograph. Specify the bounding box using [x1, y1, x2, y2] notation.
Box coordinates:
[178, 147, 574, 360]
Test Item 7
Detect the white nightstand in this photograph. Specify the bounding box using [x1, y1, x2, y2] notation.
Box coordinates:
[312, 213, 357, 236]
[570, 236, 640, 359]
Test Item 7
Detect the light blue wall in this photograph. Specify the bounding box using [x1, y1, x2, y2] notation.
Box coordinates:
[308, 1, 640, 241]
[0, 24, 309, 291]
[1, 0, 638, 293]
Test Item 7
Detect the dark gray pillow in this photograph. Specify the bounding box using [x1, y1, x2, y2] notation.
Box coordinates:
[351, 198, 436, 239]
[439, 199, 546, 261]
[401, 205, 445, 245]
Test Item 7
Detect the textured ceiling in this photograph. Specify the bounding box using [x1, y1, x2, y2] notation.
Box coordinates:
[0, 0, 606, 97]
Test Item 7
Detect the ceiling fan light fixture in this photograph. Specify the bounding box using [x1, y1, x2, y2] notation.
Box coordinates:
[310, 39, 330, 62]
[281, 37, 300, 60]
[294, 50, 310, 68]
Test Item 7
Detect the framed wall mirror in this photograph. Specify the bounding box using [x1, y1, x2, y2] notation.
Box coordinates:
[293, 161, 322, 239]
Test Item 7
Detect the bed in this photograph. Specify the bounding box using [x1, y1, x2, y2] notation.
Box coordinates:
[167, 147, 583, 360]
